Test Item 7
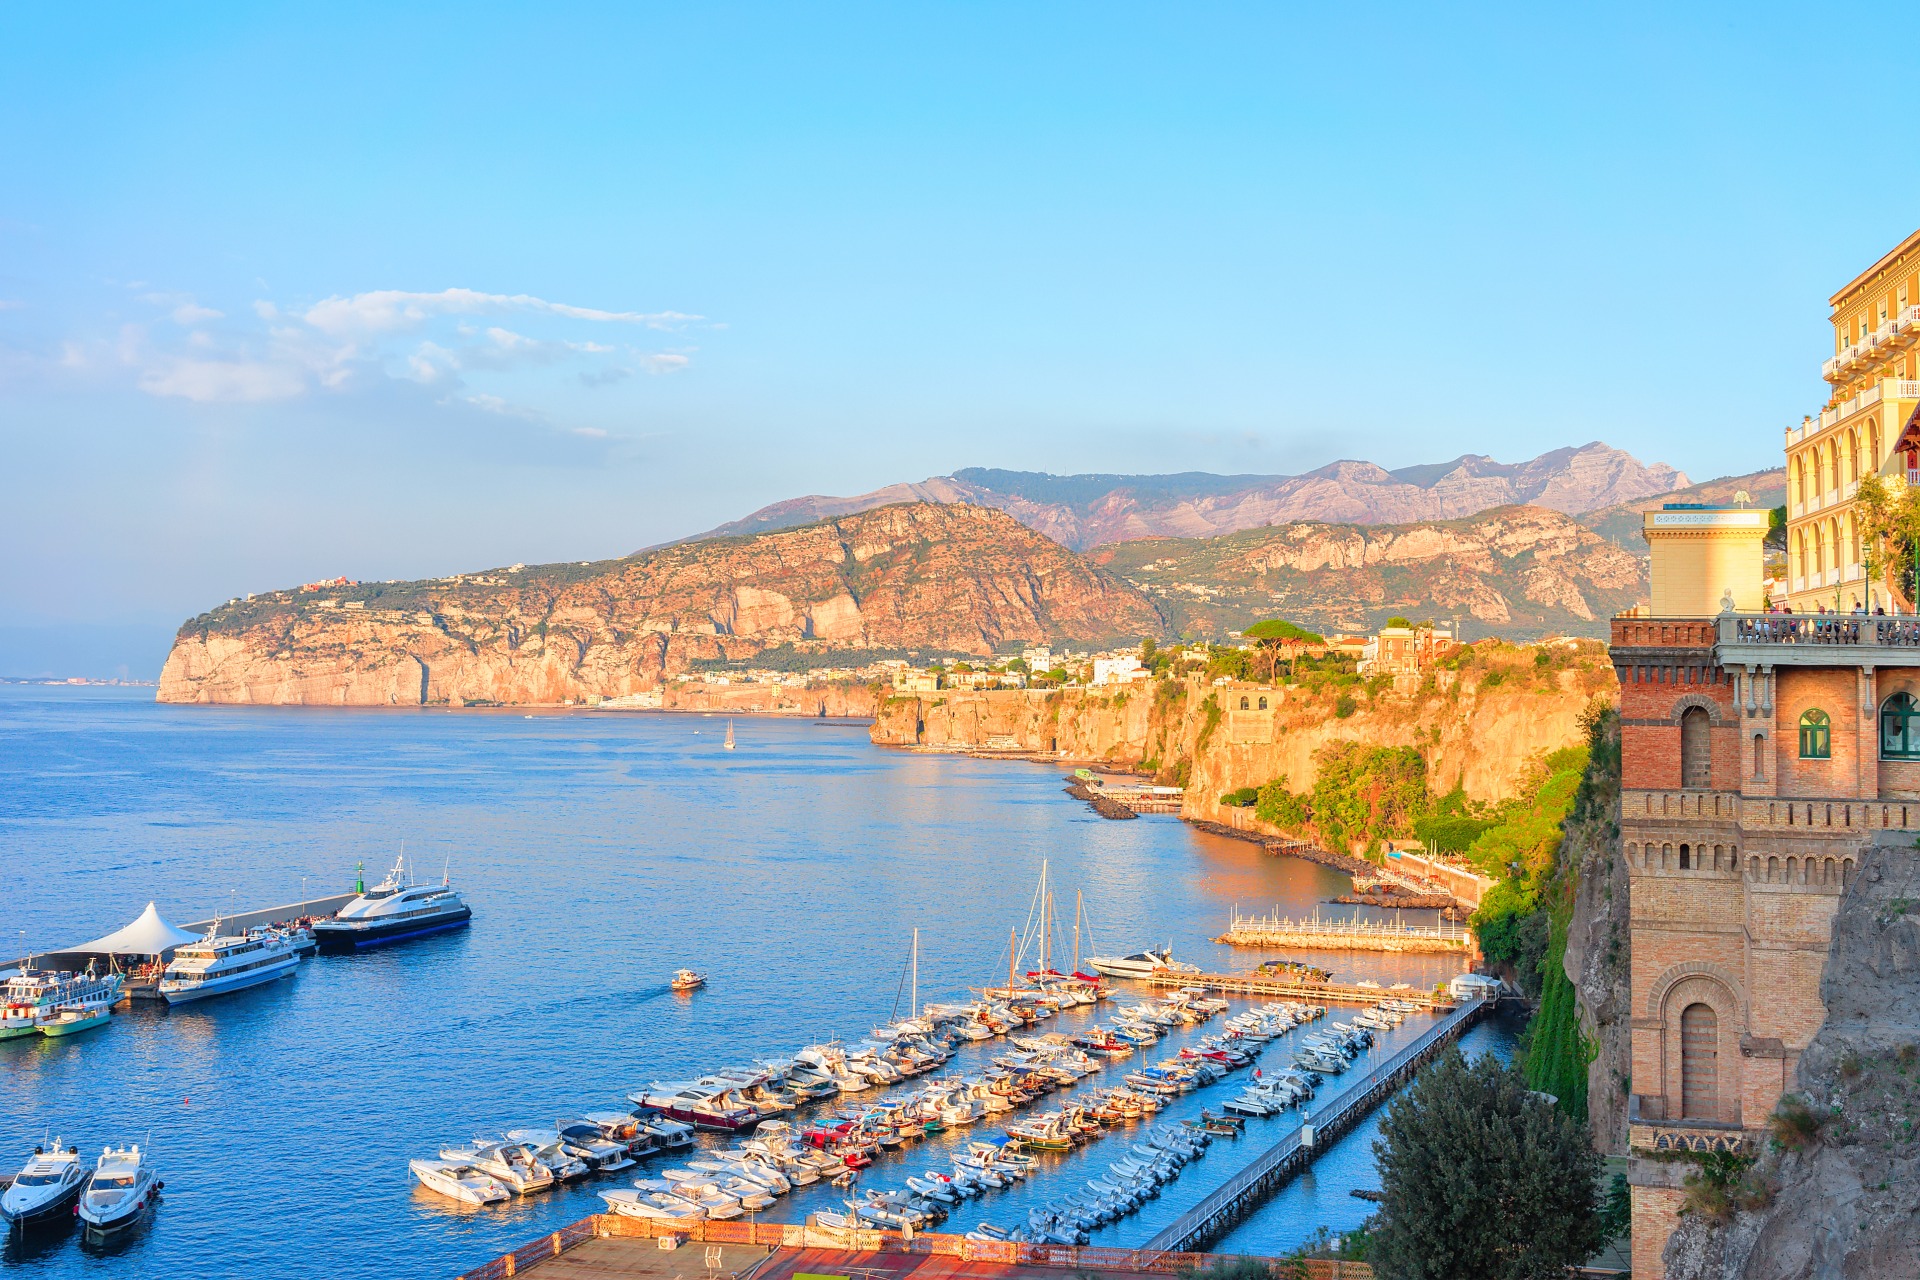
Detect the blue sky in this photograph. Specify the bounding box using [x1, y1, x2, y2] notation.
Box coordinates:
[2, 3, 1916, 675]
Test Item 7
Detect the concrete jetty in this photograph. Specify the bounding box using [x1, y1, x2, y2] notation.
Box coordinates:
[1141, 969, 1454, 1008]
[0, 893, 355, 979]
[1140, 998, 1491, 1253]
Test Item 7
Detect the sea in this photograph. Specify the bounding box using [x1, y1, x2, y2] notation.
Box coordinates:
[0, 685, 1521, 1278]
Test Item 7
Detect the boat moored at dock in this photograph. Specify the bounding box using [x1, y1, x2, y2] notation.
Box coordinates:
[1, 1141, 86, 1229]
[158, 924, 301, 1005]
[313, 856, 472, 951]
[75, 1144, 159, 1238]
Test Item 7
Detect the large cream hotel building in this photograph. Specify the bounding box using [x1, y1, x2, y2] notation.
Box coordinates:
[1784, 229, 1920, 612]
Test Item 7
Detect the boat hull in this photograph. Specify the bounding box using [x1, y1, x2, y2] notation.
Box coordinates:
[161, 955, 300, 1005]
[39, 1009, 112, 1037]
[1, 1179, 84, 1228]
[313, 906, 472, 951]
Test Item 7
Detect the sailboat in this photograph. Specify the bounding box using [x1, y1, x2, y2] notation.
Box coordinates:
[723, 720, 736, 750]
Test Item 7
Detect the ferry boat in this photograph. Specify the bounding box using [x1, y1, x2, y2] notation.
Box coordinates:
[158, 924, 301, 1005]
[1, 1141, 86, 1227]
[313, 856, 472, 951]
[1, 969, 124, 1038]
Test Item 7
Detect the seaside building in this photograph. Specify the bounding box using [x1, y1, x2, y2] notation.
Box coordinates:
[1356, 622, 1455, 680]
[1091, 654, 1147, 685]
[1783, 227, 1920, 613]
[1620, 228, 1920, 1278]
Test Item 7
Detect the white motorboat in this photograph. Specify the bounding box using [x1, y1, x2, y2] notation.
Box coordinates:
[314, 855, 473, 950]
[409, 1158, 509, 1205]
[75, 1144, 159, 1236]
[556, 1121, 636, 1171]
[1085, 948, 1175, 980]
[158, 922, 301, 1005]
[1, 1141, 86, 1227]
[501, 1130, 591, 1181]
[599, 1187, 704, 1224]
[440, 1141, 555, 1195]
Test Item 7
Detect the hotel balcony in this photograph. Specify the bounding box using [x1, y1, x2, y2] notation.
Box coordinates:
[1822, 305, 1920, 383]
[1717, 612, 1920, 667]
[1788, 378, 1920, 443]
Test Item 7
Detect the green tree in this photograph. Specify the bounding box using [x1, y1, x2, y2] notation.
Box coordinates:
[1371, 1049, 1605, 1280]
[1386, 615, 1413, 628]
[1854, 474, 1920, 607]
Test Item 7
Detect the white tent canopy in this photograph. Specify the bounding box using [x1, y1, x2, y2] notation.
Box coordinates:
[73, 902, 201, 955]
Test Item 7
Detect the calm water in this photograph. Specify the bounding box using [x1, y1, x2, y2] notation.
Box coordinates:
[0, 687, 1513, 1277]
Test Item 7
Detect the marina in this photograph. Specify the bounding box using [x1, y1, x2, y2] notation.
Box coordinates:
[2, 689, 1492, 1278]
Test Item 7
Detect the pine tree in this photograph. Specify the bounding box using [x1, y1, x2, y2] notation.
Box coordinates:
[1370, 1048, 1604, 1280]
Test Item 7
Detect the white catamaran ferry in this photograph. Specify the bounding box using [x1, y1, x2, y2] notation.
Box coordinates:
[313, 855, 472, 951]
[158, 923, 302, 1005]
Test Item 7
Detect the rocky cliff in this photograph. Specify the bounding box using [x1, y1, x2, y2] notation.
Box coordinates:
[1095, 505, 1645, 641]
[872, 649, 1617, 814]
[699, 444, 1688, 550]
[1560, 714, 1633, 1154]
[158, 503, 1164, 706]
[1664, 835, 1920, 1280]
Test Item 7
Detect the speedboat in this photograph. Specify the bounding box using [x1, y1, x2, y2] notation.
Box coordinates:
[409, 1158, 509, 1205]
[313, 855, 472, 950]
[556, 1121, 636, 1171]
[1086, 948, 1176, 980]
[670, 969, 706, 992]
[158, 923, 301, 1005]
[599, 1187, 704, 1223]
[1, 1141, 86, 1227]
[440, 1141, 555, 1195]
[629, 1081, 760, 1132]
[75, 1145, 159, 1236]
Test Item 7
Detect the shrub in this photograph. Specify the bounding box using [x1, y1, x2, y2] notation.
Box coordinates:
[1334, 693, 1357, 718]
[1179, 1258, 1272, 1280]
[1768, 1094, 1829, 1152]
[1681, 1151, 1767, 1224]
[1219, 786, 1259, 808]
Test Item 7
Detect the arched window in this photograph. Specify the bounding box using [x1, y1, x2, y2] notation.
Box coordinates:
[1257, 696, 1267, 710]
[1794, 455, 1806, 504]
[1882, 693, 1920, 759]
[1752, 733, 1766, 781]
[1680, 706, 1711, 788]
[1799, 709, 1831, 759]
[1848, 429, 1860, 483]
[1869, 420, 1881, 469]
[1796, 529, 1808, 578]
[1679, 843, 1691, 870]
[1813, 523, 1826, 575]
[1238, 696, 1249, 710]
[1681, 1003, 1718, 1120]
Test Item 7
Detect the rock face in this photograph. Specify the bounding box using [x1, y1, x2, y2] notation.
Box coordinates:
[158, 504, 1164, 706]
[1663, 835, 1920, 1280]
[698, 443, 1689, 550]
[873, 659, 1617, 814]
[1096, 505, 1646, 641]
[1560, 716, 1633, 1154]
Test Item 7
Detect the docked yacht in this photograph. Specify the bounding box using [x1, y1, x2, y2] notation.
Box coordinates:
[158, 923, 301, 1005]
[409, 1158, 510, 1205]
[75, 1145, 159, 1237]
[1, 1141, 86, 1227]
[1085, 948, 1178, 980]
[629, 1081, 760, 1132]
[313, 855, 472, 950]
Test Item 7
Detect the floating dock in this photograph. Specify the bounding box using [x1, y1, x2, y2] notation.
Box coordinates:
[1140, 997, 1491, 1253]
[1215, 908, 1469, 953]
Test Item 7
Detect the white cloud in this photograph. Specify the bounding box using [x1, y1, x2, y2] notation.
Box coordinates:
[138, 357, 307, 402]
[171, 302, 224, 324]
[642, 353, 691, 373]
[302, 288, 699, 337]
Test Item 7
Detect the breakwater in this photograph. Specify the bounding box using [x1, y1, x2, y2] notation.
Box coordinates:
[1217, 909, 1470, 954]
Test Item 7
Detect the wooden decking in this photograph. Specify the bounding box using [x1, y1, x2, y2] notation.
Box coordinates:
[1141, 969, 1453, 1008]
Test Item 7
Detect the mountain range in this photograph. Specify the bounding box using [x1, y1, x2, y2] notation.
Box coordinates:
[693, 442, 1689, 551]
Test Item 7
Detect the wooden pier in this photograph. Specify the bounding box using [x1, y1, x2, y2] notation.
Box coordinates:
[1215, 907, 1469, 953]
[1141, 969, 1453, 1009]
[1140, 998, 1491, 1253]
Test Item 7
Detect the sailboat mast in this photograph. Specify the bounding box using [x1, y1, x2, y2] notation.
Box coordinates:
[911, 927, 919, 1017]
[1007, 927, 1016, 996]
[1074, 889, 1082, 976]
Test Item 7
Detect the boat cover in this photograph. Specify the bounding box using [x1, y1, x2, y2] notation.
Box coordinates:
[72, 903, 201, 955]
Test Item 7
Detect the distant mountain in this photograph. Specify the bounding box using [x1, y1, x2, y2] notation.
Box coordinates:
[1095, 505, 1647, 641]
[693, 443, 1688, 551]
[159, 503, 1166, 704]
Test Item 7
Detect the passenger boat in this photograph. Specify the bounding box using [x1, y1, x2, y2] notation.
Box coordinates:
[1, 1141, 86, 1227]
[75, 1145, 159, 1237]
[158, 923, 301, 1005]
[409, 1158, 509, 1205]
[314, 855, 472, 950]
[670, 969, 706, 992]
[1, 969, 123, 1037]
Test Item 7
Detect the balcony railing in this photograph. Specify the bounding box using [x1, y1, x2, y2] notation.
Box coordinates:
[1719, 613, 1920, 647]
